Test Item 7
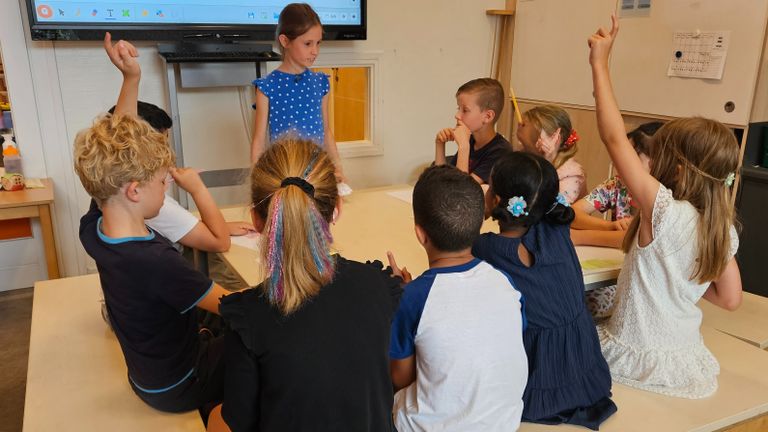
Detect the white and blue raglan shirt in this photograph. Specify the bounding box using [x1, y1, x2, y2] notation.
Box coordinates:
[390, 258, 528, 432]
[254, 69, 329, 146]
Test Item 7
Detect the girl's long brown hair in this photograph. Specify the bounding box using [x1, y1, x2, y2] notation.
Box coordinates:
[622, 117, 739, 283]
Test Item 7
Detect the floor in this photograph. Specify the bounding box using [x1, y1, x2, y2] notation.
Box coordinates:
[0, 288, 33, 432]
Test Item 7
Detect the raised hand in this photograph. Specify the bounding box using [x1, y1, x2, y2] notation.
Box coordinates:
[104, 32, 140, 79]
[588, 13, 619, 67]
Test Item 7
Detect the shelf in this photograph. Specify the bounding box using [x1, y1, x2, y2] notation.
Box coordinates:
[486, 9, 515, 16]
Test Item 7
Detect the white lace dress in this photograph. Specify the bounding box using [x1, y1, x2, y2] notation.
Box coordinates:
[597, 184, 738, 399]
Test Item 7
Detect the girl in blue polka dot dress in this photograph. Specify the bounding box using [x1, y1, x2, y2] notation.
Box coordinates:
[251, 3, 346, 182]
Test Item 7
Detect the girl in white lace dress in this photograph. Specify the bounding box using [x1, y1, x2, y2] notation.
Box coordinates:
[587, 15, 743, 399]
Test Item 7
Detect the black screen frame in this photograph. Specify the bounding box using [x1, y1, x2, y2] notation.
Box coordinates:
[25, 1, 367, 42]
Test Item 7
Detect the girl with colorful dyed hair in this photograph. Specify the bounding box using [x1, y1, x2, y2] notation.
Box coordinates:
[207, 137, 402, 432]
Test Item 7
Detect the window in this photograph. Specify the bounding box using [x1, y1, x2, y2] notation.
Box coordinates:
[311, 51, 382, 157]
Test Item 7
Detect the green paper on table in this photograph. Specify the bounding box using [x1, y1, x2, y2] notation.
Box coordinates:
[580, 259, 623, 270]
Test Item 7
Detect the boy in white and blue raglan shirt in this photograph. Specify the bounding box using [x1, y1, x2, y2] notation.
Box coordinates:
[388, 165, 528, 432]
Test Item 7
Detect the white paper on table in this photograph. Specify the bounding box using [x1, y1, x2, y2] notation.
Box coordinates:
[386, 187, 414, 204]
[667, 30, 730, 80]
[230, 233, 261, 252]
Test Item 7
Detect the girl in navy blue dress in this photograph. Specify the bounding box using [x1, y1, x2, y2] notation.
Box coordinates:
[472, 152, 616, 430]
[250, 3, 346, 183]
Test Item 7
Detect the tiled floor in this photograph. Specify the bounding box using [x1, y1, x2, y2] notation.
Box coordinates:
[0, 288, 33, 432]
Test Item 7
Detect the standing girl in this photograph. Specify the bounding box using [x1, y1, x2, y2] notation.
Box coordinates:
[516, 105, 586, 204]
[206, 138, 401, 432]
[472, 152, 617, 430]
[251, 3, 346, 182]
[589, 15, 742, 398]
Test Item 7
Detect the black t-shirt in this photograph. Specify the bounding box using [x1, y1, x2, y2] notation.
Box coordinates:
[219, 257, 403, 432]
[448, 133, 511, 183]
[79, 202, 213, 391]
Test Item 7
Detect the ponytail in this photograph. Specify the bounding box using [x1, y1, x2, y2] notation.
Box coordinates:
[252, 138, 338, 315]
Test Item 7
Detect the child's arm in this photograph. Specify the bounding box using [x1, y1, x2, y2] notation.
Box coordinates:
[589, 16, 660, 221]
[322, 94, 346, 183]
[570, 229, 625, 249]
[452, 121, 472, 176]
[104, 32, 140, 117]
[391, 356, 417, 392]
[196, 282, 233, 315]
[572, 199, 629, 231]
[227, 221, 256, 236]
[434, 128, 455, 166]
[171, 167, 231, 253]
[207, 405, 230, 432]
[703, 258, 743, 311]
[250, 89, 269, 163]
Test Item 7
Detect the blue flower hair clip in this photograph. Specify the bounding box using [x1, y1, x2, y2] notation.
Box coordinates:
[724, 172, 736, 187]
[507, 196, 529, 217]
[556, 193, 570, 207]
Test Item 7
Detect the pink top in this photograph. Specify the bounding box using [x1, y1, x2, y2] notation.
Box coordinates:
[557, 158, 586, 204]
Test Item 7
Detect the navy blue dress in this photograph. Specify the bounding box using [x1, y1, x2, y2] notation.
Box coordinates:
[472, 222, 617, 430]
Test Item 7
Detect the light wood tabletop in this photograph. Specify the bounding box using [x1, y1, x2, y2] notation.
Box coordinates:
[216, 185, 625, 289]
[518, 325, 768, 432]
[700, 291, 768, 349]
[24, 275, 205, 432]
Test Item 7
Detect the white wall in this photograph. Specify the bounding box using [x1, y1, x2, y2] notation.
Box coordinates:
[0, 0, 503, 281]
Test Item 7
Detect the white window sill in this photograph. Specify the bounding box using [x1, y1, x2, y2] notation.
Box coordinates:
[338, 140, 383, 158]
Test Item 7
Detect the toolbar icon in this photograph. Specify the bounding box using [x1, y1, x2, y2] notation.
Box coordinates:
[37, 4, 53, 19]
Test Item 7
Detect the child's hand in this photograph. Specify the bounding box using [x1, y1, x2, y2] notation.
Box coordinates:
[535, 128, 561, 161]
[387, 251, 412, 284]
[435, 128, 455, 145]
[612, 217, 632, 231]
[169, 167, 206, 195]
[453, 121, 472, 147]
[334, 170, 348, 184]
[588, 13, 619, 67]
[104, 32, 140, 79]
[227, 221, 256, 236]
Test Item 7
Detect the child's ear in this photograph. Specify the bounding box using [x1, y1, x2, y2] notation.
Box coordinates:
[124, 181, 141, 203]
[414, 224, 428, 247]
[250, 208, 266, 233]
[484, 109, 496, 125]
[332, 199, 343, 224]
[278, 34, 290, 50]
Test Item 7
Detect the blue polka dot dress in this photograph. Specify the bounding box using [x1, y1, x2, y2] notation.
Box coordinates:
[254, 69, 330, 147]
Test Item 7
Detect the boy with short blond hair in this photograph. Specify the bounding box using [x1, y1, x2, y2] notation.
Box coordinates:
[434, 78, 511, 184]
[75, 34, 229, 413]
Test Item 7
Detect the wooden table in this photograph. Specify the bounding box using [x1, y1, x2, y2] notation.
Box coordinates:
[518, 325, 768, 432]
[24, 275, 205, 432]
[217, 185, 625, 289]
[0, 178, 59, 278]
[700, 291, 768, 349]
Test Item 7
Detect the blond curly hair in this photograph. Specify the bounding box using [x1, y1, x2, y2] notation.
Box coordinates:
[74, 114, 174, 204]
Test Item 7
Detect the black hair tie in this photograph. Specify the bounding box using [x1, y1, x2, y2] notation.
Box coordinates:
[281, 177, 315, 198]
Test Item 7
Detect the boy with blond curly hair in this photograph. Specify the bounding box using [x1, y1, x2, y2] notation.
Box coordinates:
[75, 34, 229, 412]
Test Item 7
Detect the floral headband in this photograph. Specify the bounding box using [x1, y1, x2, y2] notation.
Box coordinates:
[563, 129, 579, 150]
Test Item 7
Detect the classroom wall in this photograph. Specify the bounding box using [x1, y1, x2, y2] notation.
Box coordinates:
[0, 0, 504, 282]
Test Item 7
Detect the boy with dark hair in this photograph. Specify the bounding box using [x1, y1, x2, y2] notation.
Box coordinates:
[387, 165, 528, 431]
[108, 101, 172, 132]
[434, 78, 512, 184]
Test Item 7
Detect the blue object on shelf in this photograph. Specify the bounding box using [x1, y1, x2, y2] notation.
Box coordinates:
[1, 111, 11, 129]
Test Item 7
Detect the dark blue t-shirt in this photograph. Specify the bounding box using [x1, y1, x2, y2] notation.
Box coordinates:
[447, 133, 511, 183]
[79, 202, 213, 391]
